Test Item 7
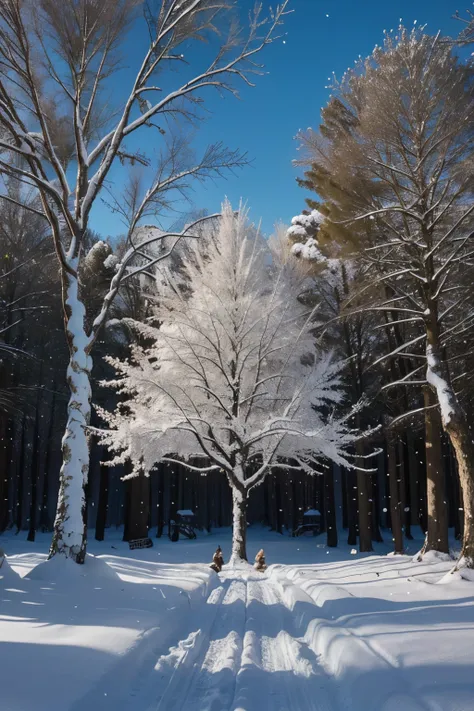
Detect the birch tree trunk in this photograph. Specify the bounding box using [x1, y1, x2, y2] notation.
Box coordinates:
[49, 275, 92, 563]
[231, 485, 248, 563]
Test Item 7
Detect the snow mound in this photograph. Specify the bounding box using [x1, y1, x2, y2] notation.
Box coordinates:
[309, 583, 354, 614]
[413, 549, 452, 564]
[438, 559, 474, 584]
[225, 559, 255, 573]
[0, 557, 22, 585]
[304, 508, 321, 516]
[27, 553, 119, 585]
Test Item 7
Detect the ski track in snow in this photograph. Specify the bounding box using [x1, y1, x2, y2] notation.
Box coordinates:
[131, 573, 337, 711]
[232, 577, 335, 711]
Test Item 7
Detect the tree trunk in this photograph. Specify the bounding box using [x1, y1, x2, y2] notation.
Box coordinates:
[371, 472, 383, 542]
[357, 470, 373, 552]
[27, 401, 42, 542]
[230, 485, 248, 563]
[425, 328, 474, 566]
[445, 418, 474, 565]
[406, 430, 420, 536]
[421, 387, 448, 555]
[95, 459, 109, 542]
[128, 471, 150, 540]
[0, 416, 12, 533]
[156, 467, 165, 538]
[324, 466, 338, 547]
[356, 437, 373, 552]
[49, 280, 92, 564]
[16, 416, 27, 534]
[399, 438, 413, 540]
[275, 471, 283, 534]
[40, 388, 56, 532]
[123, 477, 131, 541]
[346, 469, 358, 545]
[341, 467, 348, 529]
[387, 434, 404, 554]
[451, 453, 463, 541]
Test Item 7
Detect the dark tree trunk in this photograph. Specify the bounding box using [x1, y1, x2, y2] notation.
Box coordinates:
[27, 398, 42, 542]
[95, 459, 109, 541]
[123, 476, 131, 542]
[341, 467, 348, 529]
[399, 437, 413, 540]
[324, 466, 338, 547]
[421, 387, 449, 555]
[357, 470, 373, 552]
[16, 417, 27, 534]
[128, 471, 150, 540]
[39, 390, 56, 533]
[275, 471, 283, 534]
[346, 469, 358, 545]
[170, 465, 179, 524]
[371, 472, 383, 542]
[387, 434, 404, 554]
[156, 467, 165, 538]
[357, 438, 373, 552]
[406, 430, 420, 537]
[0, 416, 12, 533]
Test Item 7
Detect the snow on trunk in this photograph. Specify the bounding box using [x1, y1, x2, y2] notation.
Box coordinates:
[49, 272, 92, 564]
[230, 486, 248, 564]
[426, 342, 474, 568]
[426, 345, 455, 426]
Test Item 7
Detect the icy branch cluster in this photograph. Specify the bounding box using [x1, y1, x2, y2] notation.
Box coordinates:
[99, 204, 365, 488]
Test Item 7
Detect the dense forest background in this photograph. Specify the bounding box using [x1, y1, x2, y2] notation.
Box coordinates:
[0, 8, 472, 558]
[0, 192, 464, 550]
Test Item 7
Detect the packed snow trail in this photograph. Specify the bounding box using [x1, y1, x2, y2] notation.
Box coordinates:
[141, 571, 337, 711]
[232, 577, 336, 711]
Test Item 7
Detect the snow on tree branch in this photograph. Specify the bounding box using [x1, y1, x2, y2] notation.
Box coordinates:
[99, 204, 368, 481]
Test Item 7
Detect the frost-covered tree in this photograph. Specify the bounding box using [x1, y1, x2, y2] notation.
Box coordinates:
[99, 205, 366, 563]
[0, 0, 289, 563]
[295, 27, 474, 566]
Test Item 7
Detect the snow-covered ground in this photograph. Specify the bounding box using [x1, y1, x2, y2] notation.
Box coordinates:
[1, 527, 474, 711]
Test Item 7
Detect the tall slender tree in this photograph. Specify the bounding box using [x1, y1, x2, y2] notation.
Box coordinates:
[0, 0, 289, 562]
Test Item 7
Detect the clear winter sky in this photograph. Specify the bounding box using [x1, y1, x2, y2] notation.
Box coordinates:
[91, 0, 462, 239]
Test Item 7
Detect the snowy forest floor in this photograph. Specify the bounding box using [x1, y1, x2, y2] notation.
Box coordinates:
[1, 527, 474, 711]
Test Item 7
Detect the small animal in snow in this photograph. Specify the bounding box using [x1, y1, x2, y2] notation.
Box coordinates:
[254, 548, 267, 572]
[210, 545, 224, 573]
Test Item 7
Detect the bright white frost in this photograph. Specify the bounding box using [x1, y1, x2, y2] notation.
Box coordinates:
[99, 204, 364, 488]
[426, 344, 454, 426]
[53, 270, 92, 554]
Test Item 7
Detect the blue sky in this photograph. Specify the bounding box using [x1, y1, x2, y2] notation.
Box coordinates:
[91, 0, 462, 239]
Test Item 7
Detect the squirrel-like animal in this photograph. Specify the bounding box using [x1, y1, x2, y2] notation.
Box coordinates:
[210, 545, 224, 573]
[254, 548, 267, 572]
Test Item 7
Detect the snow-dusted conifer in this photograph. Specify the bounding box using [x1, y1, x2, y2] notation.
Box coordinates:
[99, 204, 368, 563]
